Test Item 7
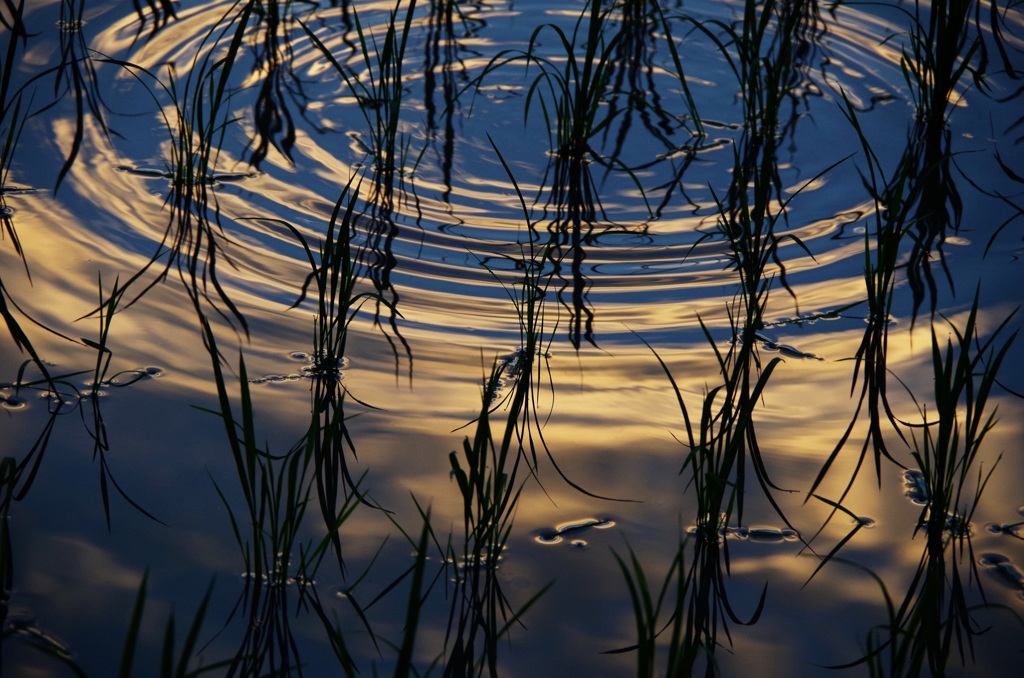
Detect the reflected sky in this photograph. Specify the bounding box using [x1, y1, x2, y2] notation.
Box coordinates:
[2, 0, 1023, 675]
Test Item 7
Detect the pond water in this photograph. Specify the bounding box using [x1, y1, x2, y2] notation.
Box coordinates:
[2, 0, 1023, 675]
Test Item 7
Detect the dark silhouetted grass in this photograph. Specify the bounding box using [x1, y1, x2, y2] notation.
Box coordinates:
[302, 0, 419, 176]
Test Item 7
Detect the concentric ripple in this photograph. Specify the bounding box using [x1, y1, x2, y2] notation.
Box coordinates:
[79, 0, 1021, 345]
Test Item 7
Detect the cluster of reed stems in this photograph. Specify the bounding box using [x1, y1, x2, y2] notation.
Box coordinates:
[1, 0, 1022, 675]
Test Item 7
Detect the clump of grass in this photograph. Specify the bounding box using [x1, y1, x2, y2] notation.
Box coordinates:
[477, 0, 693, 175]
[894, 0, 977, 319]
[78, 275, 164, 530]
[818, 297, 1017, 674]
[105, 1, 262, 334]
[201, 318, 366, 675]
[805, 91, 919, 514]
[116, 570, 231, 678]
[645, 316, 787, 539]
[521, 0, 625, 162]
[302, 0, 419, 176]
[680, 0, 834, 323]
[911, 296, 1016, 554]
[601, 0, 704, 159]
[256, 179, 397, 551]
[277, 180, 375, 383]
[444, 357, 550, 675]
[302, 2, 420, 378]
[611, 528, 768, 676]
[612, 4, 839, 665]
[449, 359, 523, 574]
[680, 0, 821, 154]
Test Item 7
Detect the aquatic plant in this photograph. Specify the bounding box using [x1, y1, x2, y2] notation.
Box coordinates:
[900, 0, 979, 319]
[449, 359, 523, 574]
[264, 179, 398, 543]
[302, 1, 421, 377]
[277, 181, 377, 383]
[302, 0, 419, 176]
[813, 295, 1019, 674]
[523, 0, 622, 161]
[600, 0, 702, 161]
[201, 319, 368, 675]
[805, 92, 919, 512]
[79, 275, 164, 529]
[680, 0, 822, 152]
[612, 534, 766, 677]
[483, 137, 606, 496]
[444, 358, 550, 676]
[116, 571, 231, 678]
[912, 298, 1016, 554]
[476, 0, 695, 176]
[106, 0, 265, 334]
[443, 331, 553, 675]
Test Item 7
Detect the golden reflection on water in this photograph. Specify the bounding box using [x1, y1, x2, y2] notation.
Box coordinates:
[3, 0, 1023, 675]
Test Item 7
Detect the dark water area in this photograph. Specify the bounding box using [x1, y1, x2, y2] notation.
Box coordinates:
[2, 0, 1024, 675]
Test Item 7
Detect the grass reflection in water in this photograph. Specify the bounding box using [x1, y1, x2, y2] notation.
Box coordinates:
[1, 0, 1023, 675]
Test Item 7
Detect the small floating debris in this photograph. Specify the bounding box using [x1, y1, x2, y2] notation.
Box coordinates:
[902, 469, 929, 505]
[0, 185, 42, 196]
[978, 553, 1024, 598]
[700, 119, 743, 130]
[116, 165, 171, 179]
[686, 524, 800, 543]
[984, 523, 1022, 538]
[945, 513, 973, 537]
[57, 18, 85, 32]
[535, 517, 615, 546]
[6, 616, 75, 659]
[115, 165, 260, 184]
[747, 527, 800, 543]
[750, 333, 824, 360]
[249, 351, 347, 384]
[764, 308, 847, 327]
[487, 347, 551, 403]
[864, 313, 896, 326]
[0, 394, 28, 411]
[241, 571, 316, 589]
[210, 171, 261, 183]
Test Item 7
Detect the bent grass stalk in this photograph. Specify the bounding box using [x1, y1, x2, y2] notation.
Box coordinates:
[201, 318, 367, 674]
[829, 298, 1018, 675]
[257, 178, 398, 520]
[302, 0, 419, 176]
[101, 0, 263, 334]
[912, 297, 1016, 555]
[79, 275, 163, 529]
[805, 91, 924, 537]
[613, 3, 834, 665]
